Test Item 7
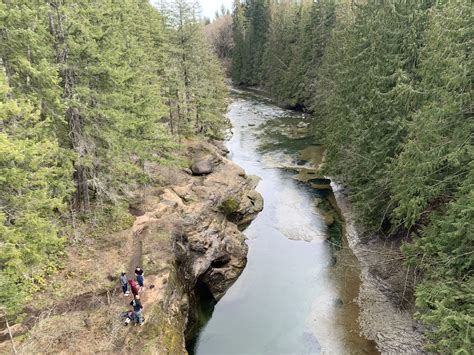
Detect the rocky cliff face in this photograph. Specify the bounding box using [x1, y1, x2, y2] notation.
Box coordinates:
[177, 142, 262, 300]
[132, 140, 263, 352]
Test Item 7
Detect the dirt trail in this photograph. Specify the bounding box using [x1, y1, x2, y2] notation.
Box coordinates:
[0, 213, 146, 344]
[0, 210, 170, 353]
[122, 212, 169, 315]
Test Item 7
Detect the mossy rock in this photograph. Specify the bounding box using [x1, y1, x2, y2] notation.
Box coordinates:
[219, 198, 240, 217]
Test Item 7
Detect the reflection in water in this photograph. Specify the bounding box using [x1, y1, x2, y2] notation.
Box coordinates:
[190, 90, 378, 355]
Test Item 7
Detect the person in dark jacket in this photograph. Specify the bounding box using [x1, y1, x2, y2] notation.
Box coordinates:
[128, 279, 140, 297]
[130, 296, 144, 325]
[120, 272, 129, 296]
[135, 267, 144, 288]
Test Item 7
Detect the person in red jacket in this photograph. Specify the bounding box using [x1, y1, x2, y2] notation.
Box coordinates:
[128, 279, 140, 297]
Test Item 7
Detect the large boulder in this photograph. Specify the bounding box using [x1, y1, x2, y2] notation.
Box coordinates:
[220, 189, 264, 228]
[190, 155, 214, 175]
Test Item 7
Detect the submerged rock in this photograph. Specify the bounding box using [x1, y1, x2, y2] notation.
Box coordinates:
[314, 197, 323, 207]
[297, 121, 309, 128]
[323, 213, 335, 226]
[334, 298, 344, 307]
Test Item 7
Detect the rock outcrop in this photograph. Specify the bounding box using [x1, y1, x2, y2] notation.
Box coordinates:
[180, 144, 263, 295]
[134, 140, 263, 349]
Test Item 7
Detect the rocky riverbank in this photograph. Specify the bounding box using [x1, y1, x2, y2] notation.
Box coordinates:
[0, 139, 262, 354]
[331, 183, 425, 354]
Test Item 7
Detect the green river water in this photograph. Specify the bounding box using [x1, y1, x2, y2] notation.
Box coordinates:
[189, 89, 378, 355]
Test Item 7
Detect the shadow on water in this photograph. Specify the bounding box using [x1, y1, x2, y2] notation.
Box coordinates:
[186, 280, 217, 354]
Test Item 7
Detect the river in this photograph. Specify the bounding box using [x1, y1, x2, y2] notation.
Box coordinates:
[188, 89, 378, 354]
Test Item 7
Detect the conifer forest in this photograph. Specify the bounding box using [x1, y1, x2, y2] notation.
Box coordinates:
[231, 1, 472, 353]
[0, 0, 472, 354]
[1, 0, 227, 325]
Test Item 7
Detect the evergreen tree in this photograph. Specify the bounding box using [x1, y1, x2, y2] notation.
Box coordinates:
[0, 71, 72, 313]
[393, 1, 473, 352]
[230, 0, 472, 351]
[235, 0, 336, 108]
[161, 0, 229, 140]
[405, 172, 473, 354]
[243, 0, 269, 84]
[231, 0, 247, 84]
[0, 0, 63, 126]
[0, 1, 72, 312]
[390, 0, 472, 228]
[300, 0, 335, 107]
[47, 0, 175, 207]
[262, 0, 301, 105]
[230, 0, 270, 85]
[316, 1, 433, 231]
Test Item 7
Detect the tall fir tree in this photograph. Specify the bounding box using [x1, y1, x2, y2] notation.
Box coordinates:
[231, 0, 247, 84]
[0, 70, 73, 313]
[161, 0, 229, 140]
[316, 0, 433, 231]
[393, 2, 473, 352]
[244, 0, 269, 84]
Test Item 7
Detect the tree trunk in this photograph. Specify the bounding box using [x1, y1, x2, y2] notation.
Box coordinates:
[168, 96, 174, 135]
[178, 5, 191, 121]
[48, 1, 89, 212]
[175, 90, 182, 144]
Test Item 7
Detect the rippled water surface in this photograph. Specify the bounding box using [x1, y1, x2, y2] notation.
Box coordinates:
[190, 89, 378, 355]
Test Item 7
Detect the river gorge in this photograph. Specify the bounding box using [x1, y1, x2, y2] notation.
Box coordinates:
[0, 88, 420, 354]
[189, 89, 379, 354]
